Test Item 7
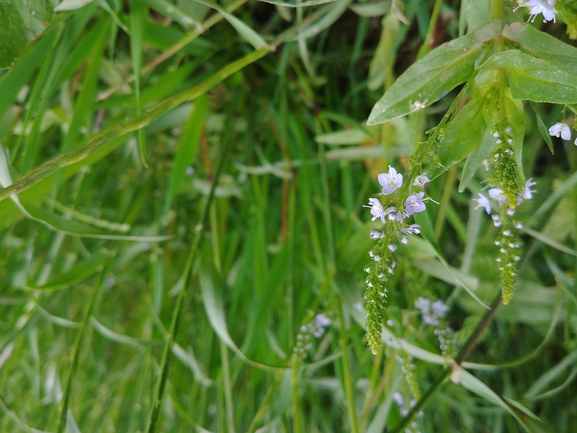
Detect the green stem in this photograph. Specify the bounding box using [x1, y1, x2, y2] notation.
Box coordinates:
[145, 119, 234, 433]
[337, 299, 360, 433]
[434, 164, 457, 240]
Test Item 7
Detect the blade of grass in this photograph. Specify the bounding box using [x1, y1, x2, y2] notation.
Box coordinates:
[0, 48, 270, 204]
[131, 0, 149, 167]
[56, 257, 112, 433]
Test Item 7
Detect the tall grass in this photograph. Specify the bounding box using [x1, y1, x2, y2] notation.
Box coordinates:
[0, 0, 576, 432]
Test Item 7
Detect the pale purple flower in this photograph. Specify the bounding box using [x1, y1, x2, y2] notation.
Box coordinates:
[431, 300, 449, 318]
[369, 229, 384, 239]
[415, 297, 431, 314]
[473, 193, 491, 214]
[401, 224, 421, 235]
[574, 137, 577, 146]
[315, 313, 331, 328]
[522, 178, 537, 200]
[523, 0, 557, 22]
[413, 174, 430, 189]
[405, 192, 426, 215]
[489, 188, 506, 205]
[364, 198, 386, 223]
[392, 392, 404, 407]
[378, 166, 403, 195]
[549, 122, 571, 140]
[401, 235, 409, 244]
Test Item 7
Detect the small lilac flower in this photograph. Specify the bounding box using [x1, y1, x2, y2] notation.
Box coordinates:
[405, 192, 426, 215]
[315, 314, 330, 328]
[489, 188, 506, 205]
[525, 0, 556, 22]
[378, 166, 403, 195]
[364, 198, 386, 223]
[392, 392, 404, 407]
[431, 300, 449, 318]
[473, 193, 491, 214]
[385, 206, 399, 221]
[401, 235, 409, 245]
[369, 229, 384, 239]
[413, 174, 430, 189]
[401, 224, 421, 235]
[422, 314, 440, 326]
[522, 178, 537, 200]
[548, 122, 571, 140]
[575, 137, 577, 146]
[415, 297, 431, 314]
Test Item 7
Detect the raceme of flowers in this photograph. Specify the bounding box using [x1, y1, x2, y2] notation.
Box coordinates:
[515, 0, 557, 23]
[548, 121, 577, 146]
[363, 166, 433, 354]
[473, 125, 536, 304]
[291, 313, 331, 363]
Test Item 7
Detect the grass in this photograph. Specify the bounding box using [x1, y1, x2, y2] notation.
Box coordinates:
[0, 0, 576, 432]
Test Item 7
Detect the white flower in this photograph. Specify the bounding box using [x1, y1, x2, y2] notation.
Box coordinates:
[473, 193, 491, 214]
[517, 0, 556, 22]
[528, 0, 556, 22]
[315, 314, 331, 328]
[369, 229, 384, 239]
[415, 297, 431, 314]
[489, 188, 506, 205]
[378, 166, 403, 195]
[413, 174, 430, 189]
[431, 300, 449, 318]
[364, 198, 386, 223]
[392, 392, 404, 407]
[522, 178, 537, 200]
[548, 122, 571, 140]
[405, 192, 426, 215]
[401, 224, 421, 235]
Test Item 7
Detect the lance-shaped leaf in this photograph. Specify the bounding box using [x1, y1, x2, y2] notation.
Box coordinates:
[430, 97, 487, 180]
[367, 20, 501, 125]
[480, 50, 577, 104]
[503, 22, 577, 75]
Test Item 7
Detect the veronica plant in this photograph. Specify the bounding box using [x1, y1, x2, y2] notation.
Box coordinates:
[363, 0, 577, 352]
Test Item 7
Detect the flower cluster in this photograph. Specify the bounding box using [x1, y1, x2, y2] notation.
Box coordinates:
[549, 122, 577, 146]
[474, 126, 535, 303]
[415, 297, 456, 359]
[291, 313, 331, 363]
[515, 0, 557, 23]
[363, 166, 434, 354]
[414, 297, 448, 326]
[392, 391, 423, 431]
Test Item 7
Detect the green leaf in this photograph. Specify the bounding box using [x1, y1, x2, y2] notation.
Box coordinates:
[193, 0, 271, 50]
[530, 102, 554, 154]
[459, 368, 532, 431]
[480, 50, 577, 104]
[503, 22, 577, 75]
[0, 0, 57, 69]
[164, 94, 210, 212]
[502, 398, 556, 433]
[459, 128, 495, 192]
[430, 96, 487, 180]
[24, 250, 112, 291]
[367, 20, 501, 125]
[54, 0, 95, 11]
[315, 128, 372, 145]
[138, 0, 197, 27]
